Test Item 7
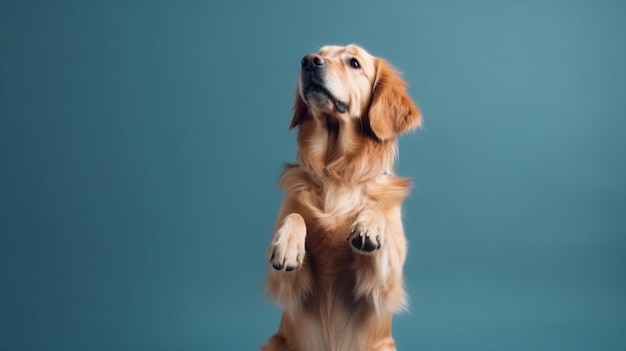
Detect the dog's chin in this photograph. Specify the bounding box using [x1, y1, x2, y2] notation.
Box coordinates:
[303, 86, 349, 114]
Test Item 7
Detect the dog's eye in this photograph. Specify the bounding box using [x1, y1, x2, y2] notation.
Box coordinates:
[349, 58, 361, 69]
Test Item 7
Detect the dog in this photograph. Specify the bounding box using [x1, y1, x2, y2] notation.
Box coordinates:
[263, 44, 421, 351]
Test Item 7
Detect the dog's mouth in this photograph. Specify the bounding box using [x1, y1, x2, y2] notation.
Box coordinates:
[302, 82, 349, 114]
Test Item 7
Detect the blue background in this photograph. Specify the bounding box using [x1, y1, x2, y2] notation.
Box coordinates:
[1, 1, 625, 350]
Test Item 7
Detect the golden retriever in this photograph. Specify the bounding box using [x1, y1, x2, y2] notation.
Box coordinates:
[263, 44, 421, 351]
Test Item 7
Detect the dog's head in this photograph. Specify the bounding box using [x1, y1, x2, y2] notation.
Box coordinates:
[291, 44, 421, 141]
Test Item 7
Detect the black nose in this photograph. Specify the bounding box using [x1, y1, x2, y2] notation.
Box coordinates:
[301, 54, 325, 69]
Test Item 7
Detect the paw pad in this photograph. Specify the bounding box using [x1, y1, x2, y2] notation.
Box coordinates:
[348, 231, 381, 253]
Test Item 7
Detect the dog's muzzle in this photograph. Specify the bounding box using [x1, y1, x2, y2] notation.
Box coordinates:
[300, 54, 349, 113]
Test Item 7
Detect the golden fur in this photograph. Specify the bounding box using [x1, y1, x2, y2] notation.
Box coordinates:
[263, 44, 421, 351]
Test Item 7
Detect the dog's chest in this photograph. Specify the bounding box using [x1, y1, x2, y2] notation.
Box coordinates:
[320, 183, 365, 218]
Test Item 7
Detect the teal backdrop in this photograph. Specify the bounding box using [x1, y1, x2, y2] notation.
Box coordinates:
[1, 1, 625, 350]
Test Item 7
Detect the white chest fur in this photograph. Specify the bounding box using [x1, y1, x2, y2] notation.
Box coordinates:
[321, 183, 366, 219]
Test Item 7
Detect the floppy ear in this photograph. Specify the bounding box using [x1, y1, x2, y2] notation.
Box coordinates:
[367, 59, 421, 140]
[289, 91, 308, 129]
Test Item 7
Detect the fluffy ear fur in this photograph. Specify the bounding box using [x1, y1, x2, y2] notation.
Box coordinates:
[367, 59, 421, 140]
[289, 92, 308, 129]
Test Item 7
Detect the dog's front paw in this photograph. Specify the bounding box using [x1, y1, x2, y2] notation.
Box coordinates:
[348, 215, 385, 254]
[268, 214, 306, 272]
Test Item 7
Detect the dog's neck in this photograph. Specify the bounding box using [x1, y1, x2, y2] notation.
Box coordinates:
[295, 115, 397, 184]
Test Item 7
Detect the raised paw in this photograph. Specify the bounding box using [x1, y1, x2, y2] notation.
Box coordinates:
[347, 218, 384, 254]
[268, 214, 306, 272]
